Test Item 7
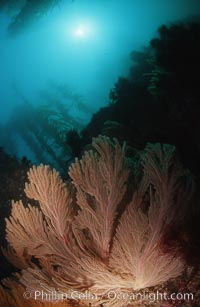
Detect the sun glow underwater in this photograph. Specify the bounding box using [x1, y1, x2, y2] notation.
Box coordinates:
[74, 24, 87, 38]
[69, 20, 96, 41]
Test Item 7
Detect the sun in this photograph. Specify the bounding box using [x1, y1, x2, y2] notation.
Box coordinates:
[74, 27, 85, 37]
[74, 26, 85, 37]
[73, 24, 88, 38]
[65, 19, 96, 42]
[70, 20, 95, 40]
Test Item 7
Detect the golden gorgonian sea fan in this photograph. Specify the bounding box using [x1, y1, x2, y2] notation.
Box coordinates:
[2, 136, 193, 306]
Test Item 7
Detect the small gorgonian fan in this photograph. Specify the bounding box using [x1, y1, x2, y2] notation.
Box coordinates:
[1, 136, 193, 306]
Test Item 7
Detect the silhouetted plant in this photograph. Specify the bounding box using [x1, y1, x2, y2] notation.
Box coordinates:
[0, 83, 89, 172]
[0, 0, 61, 35]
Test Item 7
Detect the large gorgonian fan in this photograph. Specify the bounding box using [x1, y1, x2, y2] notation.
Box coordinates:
[1, 136, 193, 306]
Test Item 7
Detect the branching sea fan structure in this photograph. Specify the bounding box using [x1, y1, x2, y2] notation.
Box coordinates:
[1, 136, 193, 306]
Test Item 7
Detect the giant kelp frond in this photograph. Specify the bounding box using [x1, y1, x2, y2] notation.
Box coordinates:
[1, 0, 62, 35]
